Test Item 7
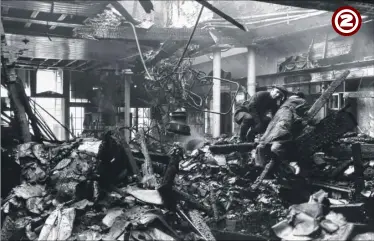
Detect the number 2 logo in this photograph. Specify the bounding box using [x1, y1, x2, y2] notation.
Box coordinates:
[340, 14, 354, 27]
[332, 6, 362, 36]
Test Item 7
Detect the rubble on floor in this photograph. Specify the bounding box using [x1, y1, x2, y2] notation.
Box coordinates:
[1, 130, 374, 241]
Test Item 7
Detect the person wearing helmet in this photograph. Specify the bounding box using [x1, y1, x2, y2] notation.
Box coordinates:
[234, 86, 289, 142]
[255, 91, 309, 170]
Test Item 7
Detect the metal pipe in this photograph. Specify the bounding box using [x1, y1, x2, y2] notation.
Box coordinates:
[201, 9, 319, 23]
[209, 143, 256, 154]
[212, 49, 221, 138]
[247, 46, 256, 96]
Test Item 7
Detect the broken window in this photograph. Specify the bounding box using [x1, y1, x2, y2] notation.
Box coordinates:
[36, 70, 63, 95]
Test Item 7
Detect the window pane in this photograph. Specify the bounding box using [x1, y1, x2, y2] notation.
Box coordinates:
[1, 86, 8, 97]
[33, 97, 64, 140]
[36, 70, 63, 94]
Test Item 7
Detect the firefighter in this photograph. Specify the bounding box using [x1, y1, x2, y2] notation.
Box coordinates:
[234, 86, 288, 142]
[255, 91, 309, 169]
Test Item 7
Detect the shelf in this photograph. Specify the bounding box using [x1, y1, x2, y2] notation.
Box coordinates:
[256, 59, 374, 79]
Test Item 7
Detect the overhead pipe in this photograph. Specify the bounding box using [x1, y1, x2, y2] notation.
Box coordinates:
[201, 9, 319, 23]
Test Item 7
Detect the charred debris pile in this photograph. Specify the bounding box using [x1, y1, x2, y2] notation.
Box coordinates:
[2, 52, 374, 240]
[2, 123, 374, 241]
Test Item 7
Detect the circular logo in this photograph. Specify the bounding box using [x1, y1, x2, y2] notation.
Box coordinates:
[332, 6, 362, 36]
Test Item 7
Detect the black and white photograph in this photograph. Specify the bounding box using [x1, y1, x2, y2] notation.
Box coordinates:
[1, 0, 374, 240]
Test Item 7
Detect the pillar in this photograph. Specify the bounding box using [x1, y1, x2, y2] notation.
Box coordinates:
[247, 46, 256, 96]
[212, 49, 221, 138]
[63, 70, 70, 140]
[124, 69, 132, 142]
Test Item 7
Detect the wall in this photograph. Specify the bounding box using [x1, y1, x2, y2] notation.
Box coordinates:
[256, 23, 374, 136]
[356, 80, 374, 137]
[192, 48, 277, 79]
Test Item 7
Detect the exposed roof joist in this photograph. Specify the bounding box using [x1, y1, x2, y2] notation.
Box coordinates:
[3, 16, 84, 29]
[252, 0, 374, 17]
[1, 1, 109, 17]
[5, 33, 154, 61]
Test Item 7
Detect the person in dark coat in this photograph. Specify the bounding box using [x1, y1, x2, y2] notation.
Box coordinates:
[255, 91, 309, 168]
[234, 86, 289, 142]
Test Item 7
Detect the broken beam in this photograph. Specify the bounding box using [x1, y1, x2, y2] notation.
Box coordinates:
[2, 16, 83, 28]
[352, 143, 365, 195]
[209, 143, 256, 154]
[306, 70, 350, 121]
[296, 109, 357, 161]
[311, 181, 354, 195]
[132, 151, 170, 164]
[330, 144, 374, 160]
[138, 129, 158, 188]
[344, 91, 374, 98]
[1, 1, 107, 17]
[195, 0, 246, 31]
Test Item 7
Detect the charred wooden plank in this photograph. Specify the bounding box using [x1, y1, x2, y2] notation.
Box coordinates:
[158, 146, 184, 210]
[330, 144, 374, 160]
[1, 66, 31, 143]
[209, 143, 256, 154]
[306, 70, 350, 122]
[134, 157, 167, 174]
[352, 143, 365, 195]
[132, 151, 170, 164]
[212, 230, 267, 241]
[329, 159, 353, 179]
[188, 209, 216, 241]
[344, 91, 374, 98]
[296, 110, 357, 162]
[330, 203, 365, 210]
[251, 159, 275, 191]
[209, 188, 219, 221]
[310, 181, 354, 195]
[173, 188, 213, 215]
[138, 129, 158, 188]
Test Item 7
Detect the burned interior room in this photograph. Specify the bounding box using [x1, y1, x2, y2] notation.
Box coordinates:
[1, 0, 374, 240]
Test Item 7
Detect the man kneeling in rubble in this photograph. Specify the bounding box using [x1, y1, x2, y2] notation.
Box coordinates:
[254, 91, 310, 174]
[234, 86, 288, 142]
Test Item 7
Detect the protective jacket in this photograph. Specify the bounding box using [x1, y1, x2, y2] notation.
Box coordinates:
[260, 96, 308, 144]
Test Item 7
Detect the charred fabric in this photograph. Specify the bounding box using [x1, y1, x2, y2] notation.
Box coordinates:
[2, 68, 374, 241]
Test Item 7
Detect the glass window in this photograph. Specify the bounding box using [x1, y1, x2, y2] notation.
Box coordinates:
[32, 98, 64, 140]
[69, 107, 85, 137]
[1, 86, 8, 98]
[36, 70, 63, 94]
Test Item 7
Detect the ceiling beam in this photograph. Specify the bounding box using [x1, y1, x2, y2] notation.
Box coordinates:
[2, 28, 163, 47]
[52, 60, 63, 67]
[39, 59, 49, 65]
[74, 25, 216, 43]
[109, 1, 141, 25]
[82, 61, 110, 71]
[3, 16, 83, 28]
[1, 6, 10, 15]
[251, 0, 374, 17]
[65, 60, 78, 67]
[73, 60, 91, 70]
[50, 14, 68, 30]
[25, 10, 40, 28]
[1, 1, 108, 17]
[5, 33, 155, 61]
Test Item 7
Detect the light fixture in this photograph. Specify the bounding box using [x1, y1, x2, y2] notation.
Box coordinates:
[166, 107, 191, 136]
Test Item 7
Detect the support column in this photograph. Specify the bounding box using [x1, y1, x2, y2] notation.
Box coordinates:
[63, 70, 70, 140]
[212, 49, 221, 138]
[247, 46, 256, 96]
[124, 69, 132, 142]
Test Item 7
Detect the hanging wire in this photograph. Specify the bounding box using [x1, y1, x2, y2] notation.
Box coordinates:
[118, 21, 154, 81]
[173, 5, 205, 72]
